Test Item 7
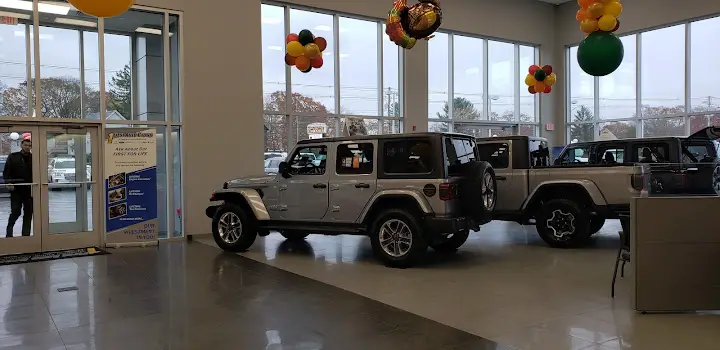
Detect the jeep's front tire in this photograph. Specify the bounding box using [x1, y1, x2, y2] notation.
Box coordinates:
[535, 199, 590, 248]
[430, 230, 469, 253]
[280, 231, 310, 240]
[370, 209, 428, 268]
[212, 203, 257, 252]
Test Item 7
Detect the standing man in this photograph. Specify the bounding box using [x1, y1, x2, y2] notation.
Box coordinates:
[4, 139, 33, 237]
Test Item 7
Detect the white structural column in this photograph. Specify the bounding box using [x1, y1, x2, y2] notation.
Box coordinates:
[403, 40, 429, 132]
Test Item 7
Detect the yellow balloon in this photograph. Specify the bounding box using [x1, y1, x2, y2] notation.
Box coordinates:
[580, 19, 599, 34]
[68, 0, 135, 18]
[304, 43, 320, 59]
[598, 15, 617, 31]
[286, 41, 304, 57]
[587, 2, 605, 19]
[525, 74, 537, 87]
[545, 73, 557, 87]
[604, 1, 623, 17]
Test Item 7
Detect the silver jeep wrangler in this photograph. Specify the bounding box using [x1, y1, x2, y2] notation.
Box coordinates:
[206, 133, 497, 268]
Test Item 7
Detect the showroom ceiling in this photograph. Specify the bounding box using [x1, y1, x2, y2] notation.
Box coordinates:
[536, 0, 574, 4]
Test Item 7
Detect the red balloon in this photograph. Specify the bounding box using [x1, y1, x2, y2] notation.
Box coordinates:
[310, 57, 323, 69]
[529, 65, 540, 75]
[528, 86, 536, 94]
[542, 65, 553, 75]
[314, 37, 327, 52]
[284, 53, 296, 66]
[544, 86, 552, 94]
[286, 33, 299, 43]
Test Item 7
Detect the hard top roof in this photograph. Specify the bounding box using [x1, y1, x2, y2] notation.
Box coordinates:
[296, 132, 474, 145]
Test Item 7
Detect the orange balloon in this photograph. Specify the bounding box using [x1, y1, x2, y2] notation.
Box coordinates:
[535, 82, 546, 93]
[313, 37, 328, 52]
[68, 0, 135, 18]
[578, 0, 594, 8]
[295, 56, 311, 71]
[576, 9, 589, 21]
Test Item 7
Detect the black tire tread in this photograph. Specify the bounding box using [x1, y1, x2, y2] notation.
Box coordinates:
[535, 198, 590, 248]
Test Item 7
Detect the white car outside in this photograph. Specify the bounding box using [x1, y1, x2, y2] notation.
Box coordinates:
[264, 157, 284, 174]
[48, 157, 92, 189]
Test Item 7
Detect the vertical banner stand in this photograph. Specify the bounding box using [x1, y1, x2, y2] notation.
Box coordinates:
[104, 129, 159, 248]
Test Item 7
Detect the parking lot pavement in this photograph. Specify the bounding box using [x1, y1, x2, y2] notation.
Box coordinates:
[0, 189, 93, 237]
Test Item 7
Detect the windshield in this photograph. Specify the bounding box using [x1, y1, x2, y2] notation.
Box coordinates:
[54, 160, 75, 169]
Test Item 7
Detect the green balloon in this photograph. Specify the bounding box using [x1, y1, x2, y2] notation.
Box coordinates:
[534, 69, 546, 82]
[577, 31, 624, 77]
[298, 30, 314, 46]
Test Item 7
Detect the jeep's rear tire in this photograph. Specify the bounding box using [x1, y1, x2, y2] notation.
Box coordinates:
[535, 199, 590, 248]
[459, 161, 497, 225]
[280, 231, 310, 240]
[370, 209, 428, 268]
[212, 203, 257, 252]
[430, 230, 470, 253]
[589, 216, 606, 235]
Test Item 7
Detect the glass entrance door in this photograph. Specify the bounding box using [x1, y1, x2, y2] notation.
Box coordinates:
[0, 124, 100, 255]
[40, 126, 100, 251]
[0, 126, 41, 255]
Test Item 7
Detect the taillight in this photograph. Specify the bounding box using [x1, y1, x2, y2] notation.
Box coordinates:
[210, 193, 216, 201]
[439, 183, 456, 201]
[631, 174, 644, 190]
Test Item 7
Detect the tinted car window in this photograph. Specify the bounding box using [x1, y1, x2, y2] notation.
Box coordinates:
[477, 143, 509, 169]
[557, 145, 591, 165]
[288, 146, 326, 175]
[633, 143, 668, 163]
[681, 141, 716, 163]
[445, 137, 477, 175]
[383, 140, 433, 174]
[528, 139, 549, 167]
[594, 145, 625, 164]
[337, 143, 374, 175]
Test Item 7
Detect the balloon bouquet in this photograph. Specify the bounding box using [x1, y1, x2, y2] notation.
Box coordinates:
[525, 65, 557, 94]
[386, 0, 442, 49]
[576, 0, 625, 76]
[67, 0, 135, 17]
[285, 30, 327, 73]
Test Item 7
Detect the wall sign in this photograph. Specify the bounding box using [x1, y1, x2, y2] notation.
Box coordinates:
[104, 128, 158, 247]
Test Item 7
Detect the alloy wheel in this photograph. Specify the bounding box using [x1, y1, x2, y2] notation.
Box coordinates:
[546, 209, 576, 241]
[379, 219, 412, 257]
[482, 172, 495, 210]
[218, 212, 243, 244]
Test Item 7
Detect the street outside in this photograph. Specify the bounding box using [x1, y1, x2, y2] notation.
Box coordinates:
[0, 189, 93, 237]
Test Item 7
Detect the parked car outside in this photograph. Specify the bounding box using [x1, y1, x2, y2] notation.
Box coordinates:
[264, 157, 284, 174]
[48, 156, 92, 190]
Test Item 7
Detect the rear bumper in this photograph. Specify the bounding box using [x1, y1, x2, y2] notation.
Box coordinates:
[206, 205, 219, 218]
[425, 216, 469, 234]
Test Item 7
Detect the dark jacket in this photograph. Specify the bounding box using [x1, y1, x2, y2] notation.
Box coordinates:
[3, 152, 32, 194]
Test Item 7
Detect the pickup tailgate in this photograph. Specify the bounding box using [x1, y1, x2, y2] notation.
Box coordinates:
[529, 165, 642, 206]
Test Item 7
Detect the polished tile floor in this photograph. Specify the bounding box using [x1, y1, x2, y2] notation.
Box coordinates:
[0, 242, 506, 350]
[199, 220, 720, 350]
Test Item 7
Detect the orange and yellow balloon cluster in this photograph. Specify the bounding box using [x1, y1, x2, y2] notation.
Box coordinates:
[576, 0, 623, 35]
[285, 30, 327, 73]
[525, 65, 557, 94]
[68, 0, 134, 18]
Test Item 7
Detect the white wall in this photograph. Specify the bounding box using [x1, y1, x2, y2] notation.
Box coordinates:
[135, 0, 557, 235]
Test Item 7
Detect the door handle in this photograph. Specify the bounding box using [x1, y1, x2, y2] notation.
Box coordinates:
[313, 183, 327, 189]
[495, 176, 507, 181]
[279, 185, 287, 191]
[355, 183, 371, 189]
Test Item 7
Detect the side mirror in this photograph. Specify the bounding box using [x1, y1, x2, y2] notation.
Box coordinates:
[278, 161, 291, 178]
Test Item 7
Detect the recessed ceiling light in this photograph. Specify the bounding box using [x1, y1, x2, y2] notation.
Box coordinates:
[314, 25, 331, 31]
[267, 46, 281, 51]
[135, 27, 162, 35]
[0, 10, 29, 19]
[54, 18, 96, 27]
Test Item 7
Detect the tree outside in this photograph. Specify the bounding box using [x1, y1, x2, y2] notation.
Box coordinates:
[569, 105, 594, 142]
